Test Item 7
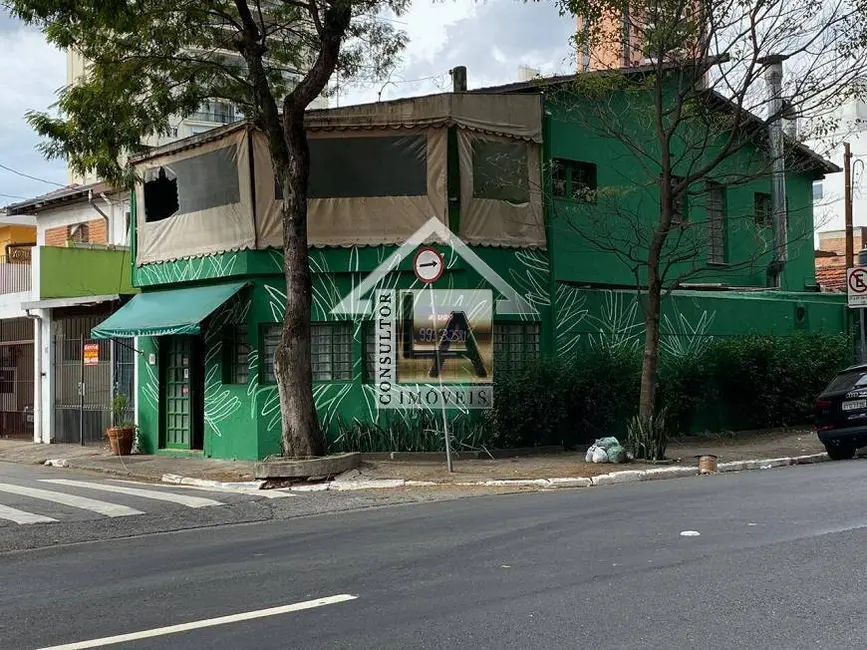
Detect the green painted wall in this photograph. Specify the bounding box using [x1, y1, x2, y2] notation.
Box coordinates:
[41, 246, 137, 299]
[544, 84, 821, 292]
[128, 82, 841, 459]
[131, 245, 847, 460]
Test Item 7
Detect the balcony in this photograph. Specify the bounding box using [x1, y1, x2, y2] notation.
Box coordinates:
[36, 246, 136, 301]
[0, 257, 32, 295]
[187, 109, 238, 125]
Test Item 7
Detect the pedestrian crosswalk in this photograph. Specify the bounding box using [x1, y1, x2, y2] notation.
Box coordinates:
[0, 482, 143, 518]
[42, 479, 224, 508]
[0, 478, 245, 526]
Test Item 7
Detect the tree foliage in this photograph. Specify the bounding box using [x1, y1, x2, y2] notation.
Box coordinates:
[9, 0, 408, 457]
[9, 0, 407, 186]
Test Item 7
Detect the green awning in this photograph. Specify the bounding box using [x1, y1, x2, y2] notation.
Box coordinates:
[91, 281, 247, 339]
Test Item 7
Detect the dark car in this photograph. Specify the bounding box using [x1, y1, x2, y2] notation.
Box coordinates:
[815, 363, 867, 460]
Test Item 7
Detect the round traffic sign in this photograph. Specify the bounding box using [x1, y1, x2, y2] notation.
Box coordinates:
[413, 246, 445, 284]
[850, 268, 867, 294]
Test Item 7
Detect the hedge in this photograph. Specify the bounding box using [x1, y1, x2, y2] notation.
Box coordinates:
[330, 333, 852, 453]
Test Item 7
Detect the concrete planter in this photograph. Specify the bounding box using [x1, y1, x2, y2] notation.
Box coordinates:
[254, 452, 361, 479]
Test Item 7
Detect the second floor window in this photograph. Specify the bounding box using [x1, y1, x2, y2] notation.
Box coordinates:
[67, 223, 89, 244]
[552, 159, 597, 202]
[706, 182, 727, 265]
[668, 175, 689, 224]
[754, 192, 772, 227]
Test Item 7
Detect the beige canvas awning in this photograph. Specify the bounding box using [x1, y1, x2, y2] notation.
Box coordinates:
[131, 92, 545, 265]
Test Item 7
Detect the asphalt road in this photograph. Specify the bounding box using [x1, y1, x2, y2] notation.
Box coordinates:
[4, 459, 867, 649]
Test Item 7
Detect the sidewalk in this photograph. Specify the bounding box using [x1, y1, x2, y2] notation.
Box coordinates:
[348, 429, 828, 484]
[0, 429, 829, 491]
[0, 440, 257, 484]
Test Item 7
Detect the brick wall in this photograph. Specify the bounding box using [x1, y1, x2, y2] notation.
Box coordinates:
[43, 218, 108, 247]
[817, 228, 867, 255]
[44, 226, 67, 247]
[87, 218, 107, 244]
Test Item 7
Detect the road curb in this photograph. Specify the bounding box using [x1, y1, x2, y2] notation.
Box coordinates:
[280, 452, 832, 492]
[36, 451, 832, 494]
[161, 473, 268, 491]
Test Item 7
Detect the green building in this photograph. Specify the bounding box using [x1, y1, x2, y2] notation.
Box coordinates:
[91, 73, 847, 460]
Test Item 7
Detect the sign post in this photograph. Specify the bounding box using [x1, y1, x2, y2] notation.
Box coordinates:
[412, 246, 454, 473]
[847, 267, 867, 361]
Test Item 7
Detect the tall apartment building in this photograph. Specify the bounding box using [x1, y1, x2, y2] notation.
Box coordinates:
[66, 48, 328, 185]
[576, 4, 707, 72]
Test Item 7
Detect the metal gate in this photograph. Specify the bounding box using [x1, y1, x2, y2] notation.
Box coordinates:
[54, 313, 135, 445]
[0, 318, 34, 440]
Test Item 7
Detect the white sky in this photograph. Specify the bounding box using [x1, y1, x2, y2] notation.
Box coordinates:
[0, 2, 577, 204]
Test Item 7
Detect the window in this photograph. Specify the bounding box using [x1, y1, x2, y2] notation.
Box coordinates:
[311, 323, 353, 381]
[813, 181, 824, 201]
[67, 223, 89, 244]
[667, 175, 689, 224]
[552, 159, 597, 202]
[472, 139, 530, 203]
[276, 135, 428, 200]
[363, 322, 376, 383]
[223, 325, 250, 385]
[493, 322, 540, 375]
[754, 192, 772, 227]
[261, 322, 353, 383]
[261, 325, 280, 383]
[706, 182, 727, 265]
[142, 144, 240, 223]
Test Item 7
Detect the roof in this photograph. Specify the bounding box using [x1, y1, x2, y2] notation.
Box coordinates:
[4, 181, 116, 216]
[471, 59, 838, 176]
[470, 56, 730, 94]
[129, 92, 543, 164]
[815, 260, 846, 292]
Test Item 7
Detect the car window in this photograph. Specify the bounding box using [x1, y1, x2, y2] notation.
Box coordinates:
[826, 371, 867, 392]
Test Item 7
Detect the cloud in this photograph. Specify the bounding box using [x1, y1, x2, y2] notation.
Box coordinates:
[341, 0, 577, 105]
[0, 14, 67, 205]
[0, 1, 577, 204]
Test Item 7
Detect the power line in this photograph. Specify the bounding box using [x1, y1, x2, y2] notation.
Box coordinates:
[0, 163, 65, 188]
[0, 192, 27, 200]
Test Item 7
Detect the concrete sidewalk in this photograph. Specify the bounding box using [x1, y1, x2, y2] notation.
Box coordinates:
[0, 429, 830, 492]
[0, 439, 257, 484]
[347, 429, 828, 485]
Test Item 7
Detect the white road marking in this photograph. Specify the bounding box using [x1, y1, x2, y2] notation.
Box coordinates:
[0, 483, 142, 517]
[41, 480, 224, 508]
[36, 593, 358, 650]
[0, 503, 57, 525]
[111, 479, 294, 499]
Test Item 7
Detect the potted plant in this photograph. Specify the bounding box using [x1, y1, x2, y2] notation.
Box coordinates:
[106, 393, 135, 456]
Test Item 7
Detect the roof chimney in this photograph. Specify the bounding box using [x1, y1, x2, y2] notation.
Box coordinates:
[450, 66, 467, 92]
[758, 53, 789, 287]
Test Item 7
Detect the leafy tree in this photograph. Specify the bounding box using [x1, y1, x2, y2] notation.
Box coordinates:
[8, 0, 408, 457]
[559, 0, 867, 429]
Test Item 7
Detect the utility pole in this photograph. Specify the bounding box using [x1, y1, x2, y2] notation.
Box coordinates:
[845, 141, 854, 269]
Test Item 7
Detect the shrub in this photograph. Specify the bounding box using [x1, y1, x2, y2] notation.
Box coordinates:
[328, 332, 852, 453]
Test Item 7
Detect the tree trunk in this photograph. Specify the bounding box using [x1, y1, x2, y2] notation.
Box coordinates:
[273, 110, 325, 458]
[639, 268, 662, 422]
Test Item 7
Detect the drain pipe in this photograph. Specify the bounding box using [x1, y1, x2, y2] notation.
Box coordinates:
[87, 188, 111, 243]
[760, 54, 789, 288]
[24, 309, 43, 444]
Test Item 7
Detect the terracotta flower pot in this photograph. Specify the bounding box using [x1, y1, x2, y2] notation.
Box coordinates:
[106, 426, 135, 456]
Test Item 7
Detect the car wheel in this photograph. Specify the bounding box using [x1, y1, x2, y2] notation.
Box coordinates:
[825, 445, 857, 461]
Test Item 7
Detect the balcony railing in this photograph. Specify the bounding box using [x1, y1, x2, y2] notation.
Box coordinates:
[0, 256, 32, 295]
[188, 110, 238, 124]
